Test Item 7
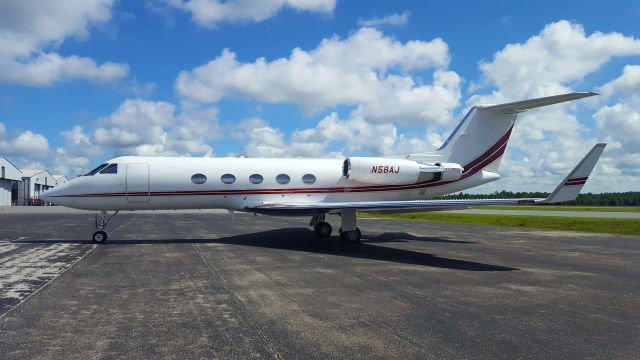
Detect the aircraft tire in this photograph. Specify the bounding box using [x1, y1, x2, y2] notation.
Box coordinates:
[340, 228, 361, 243]
[92, 231, 108, 244]
[314, 222, 332, 237]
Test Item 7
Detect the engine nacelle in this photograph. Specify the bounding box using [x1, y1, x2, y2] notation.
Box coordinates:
[418, 162, 464, 182]
[342, 158, 464, 185]
[344, 157, 421, 185]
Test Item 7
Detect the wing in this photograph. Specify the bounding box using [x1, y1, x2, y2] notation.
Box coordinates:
[247, 143, 606, 216]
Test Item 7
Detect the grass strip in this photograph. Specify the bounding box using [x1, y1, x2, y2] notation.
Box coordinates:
[362, 212, 640, 236]
[472, 205, 640, 212]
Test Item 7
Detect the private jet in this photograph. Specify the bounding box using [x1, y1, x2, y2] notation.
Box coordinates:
[42, 92, 606, 243]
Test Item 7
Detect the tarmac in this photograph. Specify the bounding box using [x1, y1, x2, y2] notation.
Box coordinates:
[0, 210, 639, 359]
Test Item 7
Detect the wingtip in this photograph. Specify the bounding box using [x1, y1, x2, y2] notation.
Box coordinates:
[574, 91, 599, 98]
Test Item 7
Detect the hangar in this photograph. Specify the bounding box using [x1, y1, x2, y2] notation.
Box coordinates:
[19, 169, 56, 205]
[0, 157, 22, 206]
[54, 175, 69, 185]
[0, 156, 69, 206]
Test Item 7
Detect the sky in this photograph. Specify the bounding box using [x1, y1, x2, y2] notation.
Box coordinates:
[0, 0, 639, 193]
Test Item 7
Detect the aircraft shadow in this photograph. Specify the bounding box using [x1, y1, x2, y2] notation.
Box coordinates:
[365, 232, 474, 244]
[17, 228, 515, 272]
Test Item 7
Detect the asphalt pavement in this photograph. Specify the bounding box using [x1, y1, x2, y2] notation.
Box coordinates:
[0, 211, 638, 359]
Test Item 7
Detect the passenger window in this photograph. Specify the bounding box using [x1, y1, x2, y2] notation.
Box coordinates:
[276, 174, 290, 184]
[100, 164, 118, 174]
[302, 174, 316, 184]
[191, 173, 207, 184]
[249, 174, 263, 184]
[221, 174, 236, 184]
[85, 163, 108, 176]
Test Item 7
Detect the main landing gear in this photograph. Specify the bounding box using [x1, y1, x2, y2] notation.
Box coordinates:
[310, 209, 361, 243]
[338, 209, 361, 244]
[92, 210, 119, 243]
[310, 213, 332, 237]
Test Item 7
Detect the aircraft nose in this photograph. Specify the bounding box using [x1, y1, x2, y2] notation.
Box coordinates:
[41, 187, 59, 202]
[41, 182, 71, 205]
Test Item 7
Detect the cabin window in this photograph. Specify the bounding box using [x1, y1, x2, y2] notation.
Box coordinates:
[221, 174, 236, 184]
[276, 174, 290, 184]
[191, 173, 207, 184]
[249, 174, 263, 184]
[85, 163, 108, 176]
[100, 164, 118, 174]
[302, 174, 316, 184]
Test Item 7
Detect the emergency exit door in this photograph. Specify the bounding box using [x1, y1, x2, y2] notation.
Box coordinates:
[126, 163, 150, 202]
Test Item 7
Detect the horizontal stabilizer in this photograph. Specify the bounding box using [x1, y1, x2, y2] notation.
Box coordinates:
[478, 92, 598, 113]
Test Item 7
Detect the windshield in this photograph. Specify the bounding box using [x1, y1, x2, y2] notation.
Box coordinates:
[84, 163, 108, 176]
[100, 164, 118, 174]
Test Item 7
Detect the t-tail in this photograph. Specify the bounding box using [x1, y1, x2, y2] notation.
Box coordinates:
[430, 92, 598, 175]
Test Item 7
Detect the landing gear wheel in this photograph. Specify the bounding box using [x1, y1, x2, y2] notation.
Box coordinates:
[340, 228, 361, 243]
[92, 231, 108, 244]
[314, 222, 332, 237]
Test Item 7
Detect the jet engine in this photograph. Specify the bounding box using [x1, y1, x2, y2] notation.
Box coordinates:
[342, 157, 463, 185]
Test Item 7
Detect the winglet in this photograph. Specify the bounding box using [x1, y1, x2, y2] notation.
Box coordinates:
[539, 143, 606, 204]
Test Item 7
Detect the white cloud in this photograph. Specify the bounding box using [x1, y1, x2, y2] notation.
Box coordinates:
[177, 27, 458, 125]
[595, 103, 640, 153]
[79, 99, 216, 159]
[358, 11, 410, 27]
[170, 104, 218, 154]
[0, 0, 128, 85]
[600, 65, 640, 105]
[52, 126, 103, 176]
[239, 112, 445, 158]
[478, 20, 640, 100]
[168, 0, 335, 28]
[0, 122, 50, 170]
[93, 99, 176, 154]
[471, 20, 640, 193]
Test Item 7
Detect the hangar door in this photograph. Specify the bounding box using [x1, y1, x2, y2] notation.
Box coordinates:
[126, 163, 150, 203]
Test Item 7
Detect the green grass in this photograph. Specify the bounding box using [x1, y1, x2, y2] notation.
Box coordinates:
[362, 212, 640, 236]
[472, 205, 640, 212]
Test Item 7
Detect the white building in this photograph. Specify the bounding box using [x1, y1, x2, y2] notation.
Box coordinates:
[53, 175, 69, 185]
[0, 157, 22, 206]
[19, 169, 56, 205]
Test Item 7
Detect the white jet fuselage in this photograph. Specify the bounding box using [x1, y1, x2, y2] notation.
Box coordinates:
[39, 92, 605, 244]
[48, 156, 499, 211]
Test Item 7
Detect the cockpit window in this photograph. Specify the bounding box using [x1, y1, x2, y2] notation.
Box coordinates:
[100, 164, 118, 174]
[85, 163, 108, 176]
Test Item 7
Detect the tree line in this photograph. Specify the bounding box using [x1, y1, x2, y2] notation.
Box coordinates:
[440, 191, 640, 206]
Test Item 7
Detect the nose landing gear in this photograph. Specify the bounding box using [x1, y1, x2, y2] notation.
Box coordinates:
[93, 210, 119, 243]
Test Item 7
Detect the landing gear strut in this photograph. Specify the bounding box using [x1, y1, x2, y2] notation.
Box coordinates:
[93, 210, 119, 243]
[309, 210, 361, 243]
[339, 209, 361, 244]
[310, 213, 332, 237]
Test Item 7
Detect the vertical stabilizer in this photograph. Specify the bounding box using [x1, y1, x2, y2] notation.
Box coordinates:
[433, 92, 597, 175]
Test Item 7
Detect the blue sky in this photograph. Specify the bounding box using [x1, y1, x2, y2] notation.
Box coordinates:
[0, 0, 639, 192]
